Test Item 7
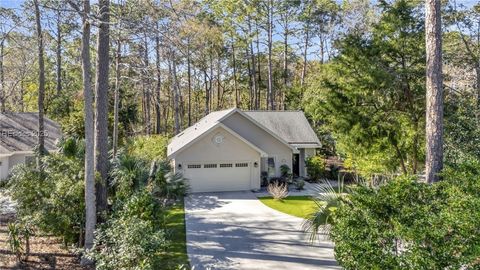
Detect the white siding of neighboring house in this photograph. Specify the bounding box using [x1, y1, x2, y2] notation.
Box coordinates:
[174, 126, 262, 191]
[221, 112, 293, 177]
[0, 156, 10, 180]
[0, 153, 35, 181]
[8, 153, 32, 170]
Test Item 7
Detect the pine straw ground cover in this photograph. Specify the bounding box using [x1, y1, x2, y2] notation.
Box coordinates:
[0, 213, 90, 270]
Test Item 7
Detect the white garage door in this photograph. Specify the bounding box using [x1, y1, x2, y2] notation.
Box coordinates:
[184, 162, 251, 193]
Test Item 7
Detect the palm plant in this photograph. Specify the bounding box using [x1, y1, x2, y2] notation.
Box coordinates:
[303, 179, 347, 242]
[111, 154, 149, 200]
[151, 162, 188, 201]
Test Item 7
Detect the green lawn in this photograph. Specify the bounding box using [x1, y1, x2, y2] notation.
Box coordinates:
[258, 196, 322, 219]
[164, 200, 189, 269]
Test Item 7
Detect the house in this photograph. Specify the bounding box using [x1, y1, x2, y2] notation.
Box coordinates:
[0, 113, 62, 180]
[167, 108, 321, 193]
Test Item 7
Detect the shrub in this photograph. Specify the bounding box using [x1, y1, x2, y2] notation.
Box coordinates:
[7, 220, 32, 263]
[8, 153, 85, 245]
[267, 182, 289, 200]
[329, 161, 480, 269]
[111, 154, 149, 202]
[305, 156, 326, 181]
[127, 135, 168, 161]
[280, 164, 290, 177]
[87, 191, 169, 270]
[294, 179, 305, 190]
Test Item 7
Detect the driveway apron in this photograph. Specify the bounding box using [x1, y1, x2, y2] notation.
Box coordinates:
[184, 191, 340, 270]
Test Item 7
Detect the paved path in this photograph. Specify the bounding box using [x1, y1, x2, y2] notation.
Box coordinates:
[184, 191, 340, 270]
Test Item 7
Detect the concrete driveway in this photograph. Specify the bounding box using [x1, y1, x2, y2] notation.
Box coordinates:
[184, 191, 340, 270]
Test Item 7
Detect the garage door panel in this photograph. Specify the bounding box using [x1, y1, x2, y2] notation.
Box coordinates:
[185, 162, 251, 193]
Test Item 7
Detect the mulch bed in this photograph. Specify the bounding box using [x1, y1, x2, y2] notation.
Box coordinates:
[0, 211, 91, 270]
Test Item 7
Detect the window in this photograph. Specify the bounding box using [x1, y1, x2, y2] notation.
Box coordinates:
[267, 157, 276, 177]
[187, 164, 201, 169]
[219, 163, 232, 168]
[235, 163, 248, 168]
[203, 164, 217, 168]
[0, 161, 2, 166]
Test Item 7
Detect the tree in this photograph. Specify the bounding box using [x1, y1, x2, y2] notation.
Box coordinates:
[303, 0, 425, 178]
[67, 0, 96, 259]
[33, 0, 45, 159]
[425, 0, 444, 183]
[94, 0, 110, 218]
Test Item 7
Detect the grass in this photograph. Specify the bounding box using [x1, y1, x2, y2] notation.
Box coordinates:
[259, 196, 322, 219]
[163, 200, 189, 269]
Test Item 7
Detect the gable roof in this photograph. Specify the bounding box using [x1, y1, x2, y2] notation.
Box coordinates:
[0, 113, 62, 154]
[244, 111, 321, 147]
[167, 108, 237, 158]
[167, 108, 320, 158]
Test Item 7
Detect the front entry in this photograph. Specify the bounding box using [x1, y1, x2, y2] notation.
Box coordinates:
[292, 154, 300, 177]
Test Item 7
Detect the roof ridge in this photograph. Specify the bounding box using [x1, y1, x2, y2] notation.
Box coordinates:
[242, 110, 303, 112]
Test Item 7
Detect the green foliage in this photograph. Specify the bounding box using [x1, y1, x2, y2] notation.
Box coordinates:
[8, 153, 85, 245]
[100, 153, 188, 269]
[305, 156, 326, 181]
[88, 190, 169, 270]
[7, 220, 33, 263]
[329, 162, 480, 269]
[279, 164, 290, 177]
[303, 0, 426, 177]
[111, 154, 149, 202]
[294, 179, 305, 190]
[127, 135, 168, 161]
[444, 92, 480, 166]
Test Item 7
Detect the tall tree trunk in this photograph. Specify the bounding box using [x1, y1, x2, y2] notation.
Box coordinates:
[283, 18, 289, 88]
[33, 0, 45, 158]
[209, 54, 213, 112]
[55, 10, 62, 96]
[248, 19, 258, 110]
[425, 0, 443, 183]
[170, 50, 180, 134]
[246, 46, 253, 109]
[300, 24, 310, 88]
[187, 40, 192, 126]
[143, 34, 151, 135]
[216, 56, 221, 110]
[0, 40, 4, 113]
[71, 0, 95, 259]
[94, 0, 110, 217]
[255, 21, 262, 109]
[204, 69, 209, 115]
[113, 40, 121, 157]
[232, 43, 239, 107]
[267, 0, 274, 110]
[155, 25, 162, 134]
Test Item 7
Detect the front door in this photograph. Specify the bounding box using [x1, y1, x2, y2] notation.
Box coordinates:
[292, 154, 300, 177]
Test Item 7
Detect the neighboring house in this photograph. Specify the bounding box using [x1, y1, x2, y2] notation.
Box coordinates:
[0, 113, 62, 180]
[167, 108, 321, 193]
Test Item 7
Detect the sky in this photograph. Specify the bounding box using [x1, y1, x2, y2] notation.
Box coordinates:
[1, 0, 478, 9]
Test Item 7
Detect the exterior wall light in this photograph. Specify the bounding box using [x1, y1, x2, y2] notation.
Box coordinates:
[254, 162, 258, 168]
[178, 164, 182, 169]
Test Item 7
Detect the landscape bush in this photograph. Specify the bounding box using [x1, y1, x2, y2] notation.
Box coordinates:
[8, 153, 85, 245]
[329, 160, 480, 269]
[267, 182, 289, 200]
[305, 156, 326, 181]
[87, 190, 169, 270]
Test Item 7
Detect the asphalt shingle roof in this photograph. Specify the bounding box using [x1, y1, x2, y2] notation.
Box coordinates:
[167, 108, 321, 157]
[0, 113, 62, 154]
[167, 108, 236, 157]
[244, 111, 320, 146]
